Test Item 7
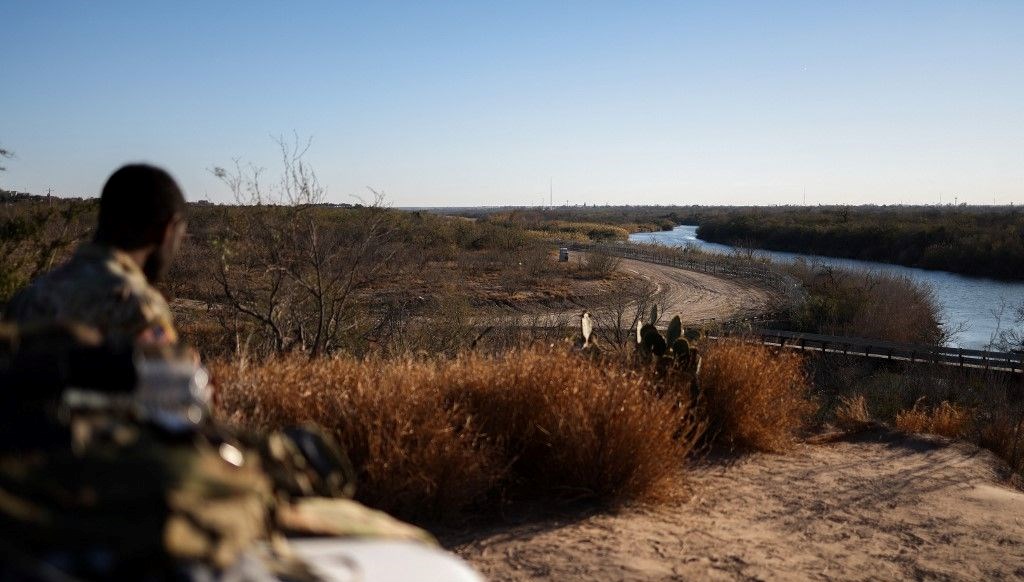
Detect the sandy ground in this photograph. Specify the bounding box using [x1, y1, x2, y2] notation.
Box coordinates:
[443, 430, 1024, 581]
[494, 256, 776, 330]
[617, 258, 773, 326]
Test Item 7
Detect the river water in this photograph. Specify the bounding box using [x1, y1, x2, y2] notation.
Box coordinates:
[630, 226, 1024, 350]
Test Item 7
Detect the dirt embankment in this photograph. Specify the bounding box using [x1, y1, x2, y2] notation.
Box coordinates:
[443, 431, 1024, 581]
[616, 258, 773, 325]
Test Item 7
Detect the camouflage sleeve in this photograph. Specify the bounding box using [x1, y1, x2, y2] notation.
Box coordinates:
[127, 286, 178, 346]
[73, 279, 178, 345]
[2, 251, 177, 345]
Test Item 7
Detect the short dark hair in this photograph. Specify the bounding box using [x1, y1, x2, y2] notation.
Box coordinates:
[94, 164, 186, 250]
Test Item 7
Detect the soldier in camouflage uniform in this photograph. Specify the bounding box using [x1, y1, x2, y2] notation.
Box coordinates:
[5, 164, 184, 345]
[0, 166, 443, 578]
[0, 322, 436, 580]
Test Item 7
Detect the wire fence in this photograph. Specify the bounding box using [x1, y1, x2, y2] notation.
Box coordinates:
[731, 328, 1024, 374]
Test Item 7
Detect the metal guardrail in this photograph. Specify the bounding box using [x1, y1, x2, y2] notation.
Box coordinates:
[735, 328, 1024, 374]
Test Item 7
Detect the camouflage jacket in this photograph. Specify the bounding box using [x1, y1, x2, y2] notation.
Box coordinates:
[4, 243, 177, 344]
[0, 420, 433, 580]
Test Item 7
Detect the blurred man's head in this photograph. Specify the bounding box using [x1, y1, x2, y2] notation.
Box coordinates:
[94, 164, 186, 282]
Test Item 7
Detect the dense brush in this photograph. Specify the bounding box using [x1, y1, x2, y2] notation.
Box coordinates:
[212, 346, 699, 520]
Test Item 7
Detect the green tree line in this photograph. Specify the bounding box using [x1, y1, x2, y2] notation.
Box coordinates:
[696, 207, 1024, 280]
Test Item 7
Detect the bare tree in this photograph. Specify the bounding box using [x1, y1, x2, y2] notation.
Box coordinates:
[589, 276, 659, 350]
[993, 299, 1024, 352]
[212, 135, 400, 357]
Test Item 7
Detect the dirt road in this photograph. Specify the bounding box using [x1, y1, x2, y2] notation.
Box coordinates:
[444, 431, 1024, 581]
[499, 257, 776, 329]
[616, 258, 773, 325]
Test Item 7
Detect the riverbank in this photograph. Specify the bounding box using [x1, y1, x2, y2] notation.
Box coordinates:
[631, 226, 1024, 350]
[695, 207, 1024, 281]
[442, 206, 1024, 281]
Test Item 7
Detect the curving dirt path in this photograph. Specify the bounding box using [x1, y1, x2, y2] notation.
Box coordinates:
[616, 258, 774, 326]
[498, 256, 777, 329]
[443, 431, 1024, 581]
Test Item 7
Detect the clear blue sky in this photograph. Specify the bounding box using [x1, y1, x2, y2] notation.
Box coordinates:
[2, 1, 1022, 206]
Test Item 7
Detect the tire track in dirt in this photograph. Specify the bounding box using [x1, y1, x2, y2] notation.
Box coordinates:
[615, 258, 774, 325]
[491, 256, 778, 329]
[454, 254, 774, 331]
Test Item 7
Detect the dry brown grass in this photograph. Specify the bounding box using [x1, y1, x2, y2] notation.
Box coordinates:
[212, 346, 697, 520]
[893, 407, 930, 435]
[834, 394, 871, 430]
[978, 412, 1024, 474]
[894, 400, 972, 439]
[927, 402, 972, 438]
[579, 252, 621, 279]
[697, 342, 814, 452]
[815, 361, 1024, 477]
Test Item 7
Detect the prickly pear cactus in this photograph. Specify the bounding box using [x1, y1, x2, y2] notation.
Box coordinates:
[671, 338, 689, 364]
[578, 311, 600, 355]
[581, 311, 594, 346]
[635, 315, 701, 376]
[665, 316, 682, 346]
[639, 324, 666, 356]
[633, 315, 704, 408]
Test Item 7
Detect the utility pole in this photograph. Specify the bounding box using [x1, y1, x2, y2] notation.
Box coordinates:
[549, 178, 553, 208]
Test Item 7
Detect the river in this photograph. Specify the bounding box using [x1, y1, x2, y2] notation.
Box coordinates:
[630, 225, 1024, 350]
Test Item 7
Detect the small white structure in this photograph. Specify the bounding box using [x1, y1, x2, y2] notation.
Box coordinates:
[558, 247, 569, 262]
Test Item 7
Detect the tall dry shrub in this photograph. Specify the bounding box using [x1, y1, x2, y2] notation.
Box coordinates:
[834, 393, 871, 430]
[787, 261, 944, 344]
[978, 412, 1024, 474]
[698, 341, 813, 452]
[212, 346, 696, 519]
[894, 401, 972, 439]
[579, 252, 621, 280]
[213, 355, 504, 519]
[443, 349, 696, 501]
